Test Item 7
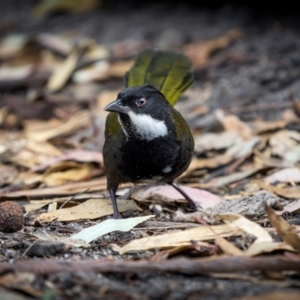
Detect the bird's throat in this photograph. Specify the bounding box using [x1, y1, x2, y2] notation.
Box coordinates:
[118, 112, 168, 141]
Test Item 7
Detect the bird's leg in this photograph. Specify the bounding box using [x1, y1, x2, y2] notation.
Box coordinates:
[109, 189, 122, 219]
[168, 182, 202, 210]
[122, 184, 137, 200]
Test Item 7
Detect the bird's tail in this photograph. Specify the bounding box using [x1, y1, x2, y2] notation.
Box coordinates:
[125, 49, 193, 106]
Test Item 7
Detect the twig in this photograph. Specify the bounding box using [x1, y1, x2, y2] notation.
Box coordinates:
[59, 188, 90, 209]
[0, 256, 299, 275]
[22, 240, 39, 258]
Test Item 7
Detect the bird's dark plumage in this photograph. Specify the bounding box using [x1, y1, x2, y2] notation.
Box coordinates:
[103, 49, 197, 218]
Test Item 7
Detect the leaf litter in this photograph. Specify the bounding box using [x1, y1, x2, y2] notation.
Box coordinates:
[0, 10, 300, 299]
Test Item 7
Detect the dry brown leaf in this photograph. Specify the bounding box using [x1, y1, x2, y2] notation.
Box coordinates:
[25, 111, 91, 141]
[293, 98, 300, 115]
[0, 106, 9, 125]
[215, 110, 253, 140]
[253, 149, 290, 169]
[184, 29, 244, 67]
[0, 64, 34, 81]
[215, 236, 243, 256]
[47, 48, 79, 92]
[252, 108, 299, 135]
[269, 130, 300, 164]
[10, 140, 64, 169]
[237, 291, 300, 300]
[253, 119, 289, 134]
[41, 161, 95, 186]
[0, 163, 18, 186]
[74, 60, 133, 83]
[256, 181, 300, 199]
[0, 34, 28, 59]
[23, 194, 97, 212]
[73, 61, 110, 83]
[2, 178, 109, 198]
[107, 60, 134, 77]
[0, 272, 40, 297]
[27, 150, 103, 174]
[194, 131, 241, 154]
[281, 200, 300, 214]
[47, 39, 95, 92]
[96, 89, 121, 117]
[264, 168, 300, 184]
[245, 241, 296, 256]
[198, 169, 260, 189]
[133, 185, 224, 209]
[185, 136, 260, 173]
[35, 33, 73, 56]
[112, 223, 242, 254]
[27, 140, 63, 156]
[24, 200, 57, 212]
[220, 214, 273, 243]
[266, 206, 300, 251]
[36, 199, 141, 222]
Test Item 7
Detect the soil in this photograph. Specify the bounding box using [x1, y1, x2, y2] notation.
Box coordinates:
[1, 1, 300, 299]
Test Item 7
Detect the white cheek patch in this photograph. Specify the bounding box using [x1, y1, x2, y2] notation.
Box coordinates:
[127, 111, 168, 141]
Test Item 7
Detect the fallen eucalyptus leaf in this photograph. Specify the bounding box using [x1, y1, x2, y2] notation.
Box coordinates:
[71, 215, 154, 243]
[36, 199, 141, 222]
[112, 223, 242, 254]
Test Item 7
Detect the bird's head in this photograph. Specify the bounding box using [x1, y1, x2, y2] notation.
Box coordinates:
[104, 85, 173, 141]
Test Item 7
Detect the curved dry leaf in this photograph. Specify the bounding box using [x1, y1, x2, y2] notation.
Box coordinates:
[245, 241, 296, 256]
[47, 39, 95, 92]
[71, 215, 154, 243]
[0, 34, 28, 59]
[194, 131, 241, 154]
[112, 223, 242, 254]
[266, 206, 300, 251]
[256, 181, 300, 199]
[133, 184, 224, 209]
[28, 150, 103, 173]
[264, 168, 300, 184]
[25, 111, 91, 141]
[215, 110, 253, 140]
[269, 130, 300, 162]
[185, 136, 260, 174]
[73, 61, 110, 83]
[184, 29, 244, 67]
[36, 199, 141, 222]
[41, 161, 95, 186]
[2, 178, 109, 199]
[220, 214, 273, 243]
[0, 65, 33, 81]
[215, 235, 244, 256]
[198, 169, 260, 188]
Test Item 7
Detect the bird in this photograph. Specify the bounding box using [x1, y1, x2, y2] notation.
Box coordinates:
[103, 49, 199, 218]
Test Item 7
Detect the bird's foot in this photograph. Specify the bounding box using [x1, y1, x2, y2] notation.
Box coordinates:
[113, 212, 123, 219]
[168, 181, 203, 211]
[187, 199, 202, 211]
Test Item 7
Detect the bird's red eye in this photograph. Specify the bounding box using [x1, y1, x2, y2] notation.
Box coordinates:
[136, 97, 147, 107]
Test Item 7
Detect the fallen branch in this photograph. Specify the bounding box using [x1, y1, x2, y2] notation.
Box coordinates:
[1, 255, 299, 276]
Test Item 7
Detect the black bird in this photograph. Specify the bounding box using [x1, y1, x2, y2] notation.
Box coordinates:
[103, 49, 199, 218]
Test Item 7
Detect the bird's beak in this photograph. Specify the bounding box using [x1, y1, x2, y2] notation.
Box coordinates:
[104, 99, 131, 114]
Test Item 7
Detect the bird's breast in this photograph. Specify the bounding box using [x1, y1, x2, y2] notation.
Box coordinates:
[115, 136, 181, 183]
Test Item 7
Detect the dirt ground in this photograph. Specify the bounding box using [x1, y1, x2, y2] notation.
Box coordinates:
[1, 1, 300, 299]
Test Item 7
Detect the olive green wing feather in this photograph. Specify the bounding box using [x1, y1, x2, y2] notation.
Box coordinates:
[125, 49, 193, 106]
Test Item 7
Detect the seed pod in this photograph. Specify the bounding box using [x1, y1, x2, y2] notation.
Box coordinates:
[0, 201, 24, 233]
